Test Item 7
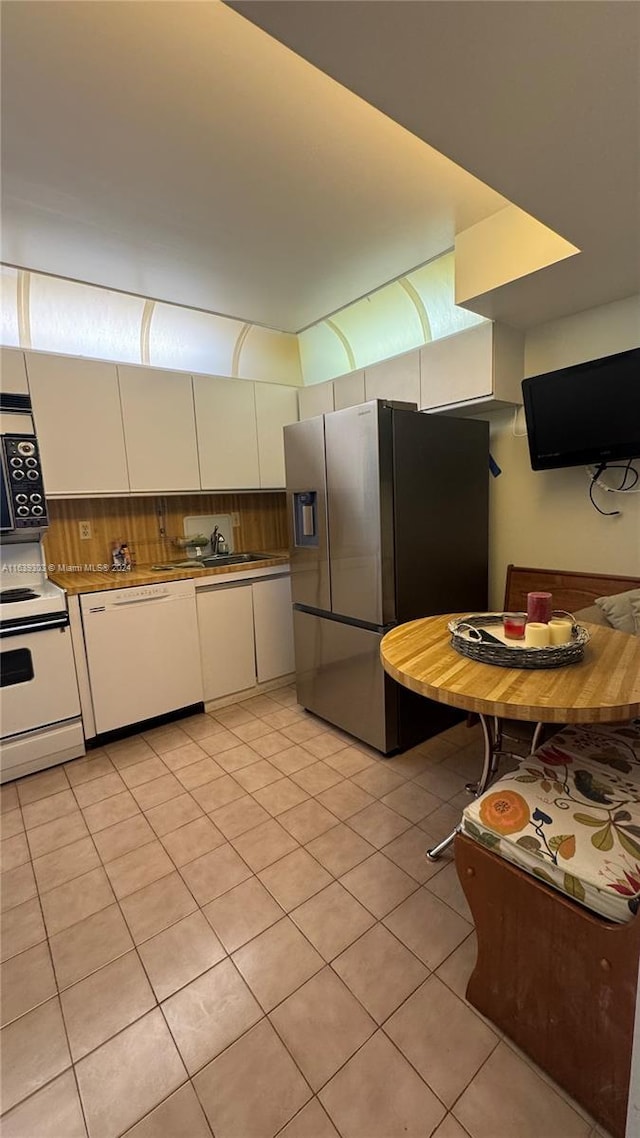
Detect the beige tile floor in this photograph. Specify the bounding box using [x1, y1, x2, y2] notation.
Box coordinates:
[0, 686, 612, 1138]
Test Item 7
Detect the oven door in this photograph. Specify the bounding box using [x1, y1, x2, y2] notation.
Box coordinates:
[0, 620, 81, 739]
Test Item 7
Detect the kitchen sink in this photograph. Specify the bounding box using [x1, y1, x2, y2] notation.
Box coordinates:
[151, 553, 271, 571]
[150, 560, 204, 570]
[200, 552, 271, 567]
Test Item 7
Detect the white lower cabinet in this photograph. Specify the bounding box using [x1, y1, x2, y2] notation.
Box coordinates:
[252, 575, 295, 683]
[197, 582, 256, 702]
[196, 572, 294, 702]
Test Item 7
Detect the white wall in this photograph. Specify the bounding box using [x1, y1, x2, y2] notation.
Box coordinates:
[488, 295, 640, 607]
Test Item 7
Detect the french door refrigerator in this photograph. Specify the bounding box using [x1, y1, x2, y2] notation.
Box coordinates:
[284, 400, 489, 754]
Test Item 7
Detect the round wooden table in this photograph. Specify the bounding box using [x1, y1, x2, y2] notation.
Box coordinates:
[380, 614, 640, 858]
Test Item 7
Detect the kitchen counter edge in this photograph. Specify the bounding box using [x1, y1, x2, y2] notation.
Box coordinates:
[49, 553, 290, 595]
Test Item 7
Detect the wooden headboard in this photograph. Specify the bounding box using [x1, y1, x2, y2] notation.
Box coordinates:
[504, 565, 640, 613]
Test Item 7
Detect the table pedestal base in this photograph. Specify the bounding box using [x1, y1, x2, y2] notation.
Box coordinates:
[426, 714, 502, 861]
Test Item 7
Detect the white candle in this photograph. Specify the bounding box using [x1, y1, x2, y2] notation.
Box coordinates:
[525, 622, 551, 648]
[549, 618, 573, 645]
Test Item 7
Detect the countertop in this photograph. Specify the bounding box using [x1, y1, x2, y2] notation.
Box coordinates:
[49, 551, 290, 595]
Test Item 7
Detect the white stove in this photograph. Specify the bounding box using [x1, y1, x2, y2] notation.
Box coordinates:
[0, 543, 84, 782]
[1, 577, 68, 622]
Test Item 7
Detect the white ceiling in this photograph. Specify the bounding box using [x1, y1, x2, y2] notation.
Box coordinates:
[0, 0, 509, 333]
[231, 0, 640, 328]
[4, 1, 638, 335]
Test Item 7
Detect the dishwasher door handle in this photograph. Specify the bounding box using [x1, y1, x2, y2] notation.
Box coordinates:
[96, 594, 189, 610]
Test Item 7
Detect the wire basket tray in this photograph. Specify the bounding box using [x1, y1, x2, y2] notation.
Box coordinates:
[448, 613, 590, 670]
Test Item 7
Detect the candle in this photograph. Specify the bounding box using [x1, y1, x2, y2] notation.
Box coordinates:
[527, 591, 553, 623]
[503, 612, 527, 640]
[525, 622, 551, 648]
[549, 618, 573, 645]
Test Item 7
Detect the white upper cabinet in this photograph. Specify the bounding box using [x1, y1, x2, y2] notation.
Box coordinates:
[194, 375, 260, 490]
[364, 350, 420, 406]
[333, 369, 365, 410]
[420, 322, 524, 412]
[298, 380, 334, 421]
[1, 348, 29, 396]
[26, 352, 129, 494]
[118, 365, 199, 493]
[255, 382, 299, 488]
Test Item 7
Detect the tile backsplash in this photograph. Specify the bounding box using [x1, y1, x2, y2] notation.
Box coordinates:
[43, 493, 288, 569]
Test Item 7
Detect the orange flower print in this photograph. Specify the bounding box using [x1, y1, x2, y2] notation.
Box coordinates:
[557, 835, 576, 860]
[479, 790, 530, 835]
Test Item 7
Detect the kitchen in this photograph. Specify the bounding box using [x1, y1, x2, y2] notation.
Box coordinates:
[0, 324, 495, 776]
[0, 344, 301, 779]
[1, 3, 639, 1138]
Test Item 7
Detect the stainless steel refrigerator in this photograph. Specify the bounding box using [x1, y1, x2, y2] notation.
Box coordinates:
[284, 400, 489, 754]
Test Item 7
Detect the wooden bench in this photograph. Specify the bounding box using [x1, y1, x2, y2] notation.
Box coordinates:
[457, 565, 640, 1138]
[503, 563, 640, 617]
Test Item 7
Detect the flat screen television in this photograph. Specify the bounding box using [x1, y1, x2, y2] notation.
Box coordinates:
[522, 347, 640, 471]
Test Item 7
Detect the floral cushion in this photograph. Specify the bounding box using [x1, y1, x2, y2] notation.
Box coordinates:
[462, 722, 640, 923]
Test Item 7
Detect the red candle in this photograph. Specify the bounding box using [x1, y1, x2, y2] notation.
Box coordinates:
[503, 612, 527, 640]
[527, 591, 552, 624]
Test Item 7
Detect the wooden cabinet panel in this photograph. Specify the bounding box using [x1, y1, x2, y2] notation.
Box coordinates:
[364, 350, 420, 406]
[333, 370, 365, 410]
[255, 382, 299, 488]
[197, 582, 256, 701]
[1, 348, 29, 395]
[118, 365, 199, 492]
[298, 381, 334, 420]
[26, 352, 129, 494]
[252, 575, 294, 682]
[194, 375, 259, 490]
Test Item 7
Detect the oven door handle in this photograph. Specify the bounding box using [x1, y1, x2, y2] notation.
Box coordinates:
[0, 614, 69, 639]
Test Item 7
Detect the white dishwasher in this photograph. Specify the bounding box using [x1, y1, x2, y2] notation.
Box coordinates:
[80, 580, 203, 734]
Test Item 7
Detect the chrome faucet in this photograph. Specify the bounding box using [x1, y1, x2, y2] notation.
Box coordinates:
[210, 526, 226, 555]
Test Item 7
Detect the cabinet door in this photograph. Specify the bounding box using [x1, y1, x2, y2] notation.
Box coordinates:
[118, 365, 199, 492]
[364, 351, 420, 406]
[255, 382, 299, 488]
[194, 375, 259, 490]
[298, 381, 334, 421]
[420, 324, 493, 410]
[25, 353, 128, 494]
[197, 583, 256, 701]
[333, 370, 365, 410]
[252, 575, 295, 683]
[0, 348, 29, 395]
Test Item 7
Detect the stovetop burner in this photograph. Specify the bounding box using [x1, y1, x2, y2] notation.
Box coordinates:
[0, 588, 40, 602]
